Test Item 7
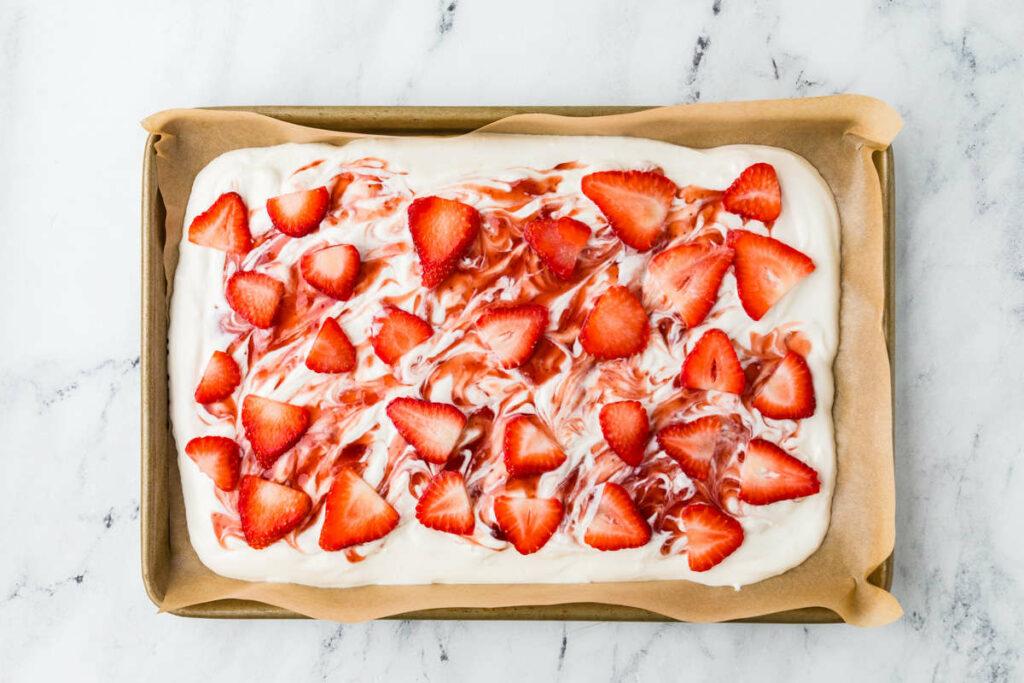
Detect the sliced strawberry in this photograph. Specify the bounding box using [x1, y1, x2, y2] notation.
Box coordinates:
[722, 162, 782, 223]
[386, 397, 467, 464]
[407, 196, 480, 287]
[194, 350, 241, 403]
[729, 230, 815, 320]
[225, 271, 284, 329]
[503, 414, 567, 478]
[581, 170, 677, 251]
[598, 400, 650, 466]
[523, 216, 592, 279]
[681, 329, 745, 394]
[187, 192, 252, 254]
[184, 436, 240, 491]
[300, 244, 361, 301]
[477, 304, 549, 369]
[305, 318, 356, 373]
[493, 495, 563, 555]
[583, 482, 652, 551]
[415, 470, 475, 535]
[579, 286, 649, 359]
[319, 468, 399, 550]
[241, 395, 310, 468]
[266, 186, 330, 237]
[681, 502, 744, 571]
[647, 243, 734, 328]
[370, 306, 434, 364]
[657, 415, 723, 481]
[752, 352, 816, 420]
[739, 438, 820, 504]
[237, 475, 312, 550]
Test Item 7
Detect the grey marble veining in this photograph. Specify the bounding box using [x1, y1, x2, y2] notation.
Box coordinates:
[1, 0, 1022, 680]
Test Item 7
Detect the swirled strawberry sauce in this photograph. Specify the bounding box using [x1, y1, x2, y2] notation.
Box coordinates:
[171, 136, 840, 588]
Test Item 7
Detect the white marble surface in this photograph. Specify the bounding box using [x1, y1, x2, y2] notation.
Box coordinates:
[1, 0, 1021, 680]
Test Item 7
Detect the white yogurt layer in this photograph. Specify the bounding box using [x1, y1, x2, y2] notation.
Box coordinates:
[169, 134, 840, 588]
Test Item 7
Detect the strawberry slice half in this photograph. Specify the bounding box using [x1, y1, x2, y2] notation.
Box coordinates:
[722, 163, 782, 223]
[477, 304, 549, 369]
[187, 191, 252, 254]
[493, 495, 564, 555]
[407, 196, 480, 288]
[370, 306, 434, 365]
[598, 400, 650, 466]
[184, 436, 240, 491]
[752, 352, 816, 420]
[647, 243, 734, 328]
[225, 271, 285, 329]
[194, 350, 241, 404]
[581, 170, 677, 251]
[681, 502, 744, 571]
[523, 216, 592, 279]
[583, 482, 652, 551]
[579, 285, 649, 359]
[319, 469, 400, 550]
[729, 230, 815, 320]
[300, 244, 361, 301]
[415, 471, 475, 535]
[681, 329, 745, 394]
[305, 317, 356, 373]
[238, 475, 312, 550]
[266, 186, 330, 237]
[386, 397, 467, 464]
[739, 438, 820, 504]
[503, 414, 567, 478]
[657, 415, 723, 481]
[241, 395, 310, 468]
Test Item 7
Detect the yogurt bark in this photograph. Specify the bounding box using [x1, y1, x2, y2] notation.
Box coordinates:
[169, 134, 840, 588]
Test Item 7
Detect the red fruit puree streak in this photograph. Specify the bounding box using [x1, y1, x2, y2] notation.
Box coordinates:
[201, 158, 807, 554]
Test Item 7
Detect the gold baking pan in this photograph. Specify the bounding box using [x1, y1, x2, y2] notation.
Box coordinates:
[141, 106, 895, 622]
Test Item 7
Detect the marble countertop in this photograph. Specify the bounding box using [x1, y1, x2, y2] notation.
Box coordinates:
[2, 0, 1021, 680]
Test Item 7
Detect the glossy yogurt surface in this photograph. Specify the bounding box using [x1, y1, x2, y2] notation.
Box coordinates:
[169, 134, 840, 587]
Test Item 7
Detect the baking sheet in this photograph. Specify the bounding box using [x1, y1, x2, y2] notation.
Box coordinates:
[141, 99, 902, 625]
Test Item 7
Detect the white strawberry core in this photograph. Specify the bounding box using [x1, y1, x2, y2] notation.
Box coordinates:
[276, 190, 309, 215]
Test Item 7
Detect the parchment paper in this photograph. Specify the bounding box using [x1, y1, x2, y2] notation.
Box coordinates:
[142, 95, 903, 626]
